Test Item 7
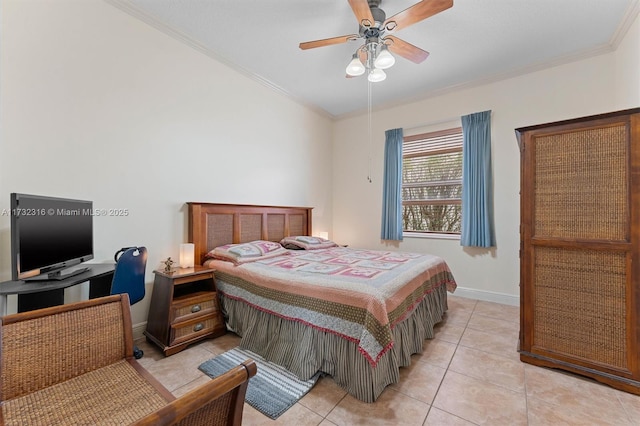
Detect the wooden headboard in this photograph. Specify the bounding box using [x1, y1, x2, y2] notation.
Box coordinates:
[187, 203, 313, 265]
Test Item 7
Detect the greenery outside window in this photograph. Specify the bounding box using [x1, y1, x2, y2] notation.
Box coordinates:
[402, 127, 463, 234]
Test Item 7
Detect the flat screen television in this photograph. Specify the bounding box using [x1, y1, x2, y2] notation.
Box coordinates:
[10, 193, 94, 281]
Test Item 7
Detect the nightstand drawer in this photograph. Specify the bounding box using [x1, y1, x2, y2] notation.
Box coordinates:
[169, 314, 222, 346]
[170, 291, 217, 323]
[173, 271, 214, 285]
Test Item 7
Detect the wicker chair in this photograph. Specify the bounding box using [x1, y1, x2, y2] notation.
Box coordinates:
[0, 294, 256, 426]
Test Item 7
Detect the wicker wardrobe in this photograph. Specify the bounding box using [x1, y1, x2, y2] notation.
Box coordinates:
[516, 108, 640, 395]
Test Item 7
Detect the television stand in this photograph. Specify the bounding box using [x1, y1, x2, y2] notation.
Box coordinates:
[25, 267, 91, 282]
[0, 264, 115, 314]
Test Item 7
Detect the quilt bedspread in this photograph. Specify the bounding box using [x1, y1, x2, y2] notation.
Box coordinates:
[206, 247, 457, 366]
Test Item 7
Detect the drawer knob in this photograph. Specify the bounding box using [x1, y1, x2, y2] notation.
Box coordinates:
[191, 304, 201, 313]
[193, 323, 204, 332]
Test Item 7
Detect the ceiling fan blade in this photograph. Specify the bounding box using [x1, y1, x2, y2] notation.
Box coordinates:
[348, 0, 375, 27]
[385, 35, 430, 64]
[383, 0, 453, 32]
[299, 34, 359, 50]
[358, 48, 368, 63]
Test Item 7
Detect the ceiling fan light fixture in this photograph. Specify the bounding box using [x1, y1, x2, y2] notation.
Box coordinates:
[346, 53, 366, 76]
[299, 0, 448, 82]
[368, 68, 386, 83]
[374, 45, 395, 69]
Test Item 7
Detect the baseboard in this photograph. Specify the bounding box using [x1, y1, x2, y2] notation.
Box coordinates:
[452, 286, 519, 307]
[133, 321, 147, 341]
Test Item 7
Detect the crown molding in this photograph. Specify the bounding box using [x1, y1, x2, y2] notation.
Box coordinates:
[341, 1, 640, 122]
[103, 0, 334, 120]
[610, 0, 640, 48]
[104, 0, 637, 122]
[337, 43, 615, 120]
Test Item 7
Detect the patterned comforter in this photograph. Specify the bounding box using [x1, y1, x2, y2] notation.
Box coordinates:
[206, 247, 457, 366]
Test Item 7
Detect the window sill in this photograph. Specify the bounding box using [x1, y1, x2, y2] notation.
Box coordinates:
[403, 232, 461, 240]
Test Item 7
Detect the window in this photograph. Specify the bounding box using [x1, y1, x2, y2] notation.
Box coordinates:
[402, 127, 463, 234]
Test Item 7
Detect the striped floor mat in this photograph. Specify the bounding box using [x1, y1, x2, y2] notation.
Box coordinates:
[198, 347, 320, 420]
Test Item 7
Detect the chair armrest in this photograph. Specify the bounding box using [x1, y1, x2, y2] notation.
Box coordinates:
[132, 359, 257, 426]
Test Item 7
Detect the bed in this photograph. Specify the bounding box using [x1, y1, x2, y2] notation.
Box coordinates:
[188, 202, 457, 402]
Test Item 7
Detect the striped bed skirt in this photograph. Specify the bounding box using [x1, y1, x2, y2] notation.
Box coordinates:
[218, 283, 449, 403]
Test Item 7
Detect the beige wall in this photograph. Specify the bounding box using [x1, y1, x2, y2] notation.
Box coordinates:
[332, 12, 639, 304]
[0, 0, 333, 323]
[1, 0, 637, 322]
[614, 8, 640, 107]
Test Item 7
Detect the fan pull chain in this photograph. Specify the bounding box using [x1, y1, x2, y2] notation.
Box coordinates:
[367, 80, 373, 183]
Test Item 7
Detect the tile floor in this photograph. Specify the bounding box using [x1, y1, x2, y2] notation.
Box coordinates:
[135, 295, 640, 425]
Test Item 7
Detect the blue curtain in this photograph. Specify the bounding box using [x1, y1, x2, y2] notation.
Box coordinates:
[461, 110, 495, 247]
[381, 128, 404, 241]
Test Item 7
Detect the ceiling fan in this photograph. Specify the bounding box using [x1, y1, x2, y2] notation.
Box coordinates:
[299, 0, 453, 82]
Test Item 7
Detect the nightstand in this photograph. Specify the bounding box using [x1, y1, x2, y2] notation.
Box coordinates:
[144, 266, 225, 356]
